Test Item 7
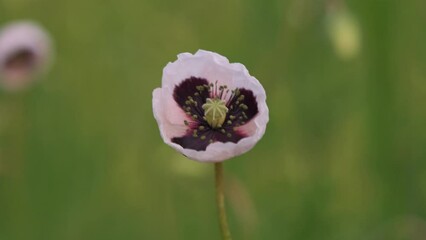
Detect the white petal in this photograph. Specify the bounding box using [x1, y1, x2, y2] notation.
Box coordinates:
[152, 88, 188, 142]
[153, 50, 269, 162]
[162, 50, 236, 92]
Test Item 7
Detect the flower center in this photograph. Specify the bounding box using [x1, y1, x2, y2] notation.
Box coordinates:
[5, 48, 36, 71]
[171, 77, 260, 151]
[202, 98, 228, 129]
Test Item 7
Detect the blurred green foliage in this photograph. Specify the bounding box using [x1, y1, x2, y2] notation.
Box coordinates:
[1, 0, 426, 239]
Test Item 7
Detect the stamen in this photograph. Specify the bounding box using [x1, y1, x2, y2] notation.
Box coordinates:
[242, 112, 247, 119]
[235, 89, 240, 96]
[223, 89, 230, 100]
[177, 79, 256, 147]
[239, 104, 248, 110]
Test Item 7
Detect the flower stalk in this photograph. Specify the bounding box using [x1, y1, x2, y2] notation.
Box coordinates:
[215, 162, 232, 240]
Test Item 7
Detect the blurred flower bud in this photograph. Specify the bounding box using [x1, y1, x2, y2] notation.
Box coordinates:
[326, 9, 361, 60]
[0, 21, 53, 91]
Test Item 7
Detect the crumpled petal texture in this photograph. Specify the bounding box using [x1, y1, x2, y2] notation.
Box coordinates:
[153, 50, 269, 162]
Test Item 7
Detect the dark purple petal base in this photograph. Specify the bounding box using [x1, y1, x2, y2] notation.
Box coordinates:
[171, 77, 259, 151]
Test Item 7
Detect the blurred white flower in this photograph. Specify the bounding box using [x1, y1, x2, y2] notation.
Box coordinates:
[0, 21, 53, 91]
[152, 50, 269, 162]
[327, 9, 361, 60]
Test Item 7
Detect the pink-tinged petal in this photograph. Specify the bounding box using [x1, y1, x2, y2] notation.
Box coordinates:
[0, 21, 53, 91]
[153, 88, 188, 141]
[152, 50, 269, 162]
[194, 50, 230, 65]
[162, 51, 238, 92]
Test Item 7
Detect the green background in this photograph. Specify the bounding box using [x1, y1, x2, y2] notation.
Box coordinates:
[1, 0, 426, 239]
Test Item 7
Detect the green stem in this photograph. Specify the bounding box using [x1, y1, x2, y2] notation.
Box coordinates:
[215, 162, 232, 240]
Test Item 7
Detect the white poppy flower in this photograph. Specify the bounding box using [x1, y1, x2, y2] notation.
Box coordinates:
[0, 21, 53, 91]
[153, 50, 269, 162]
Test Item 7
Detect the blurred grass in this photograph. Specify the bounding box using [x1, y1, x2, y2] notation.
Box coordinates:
[1, 0, 426, 239]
